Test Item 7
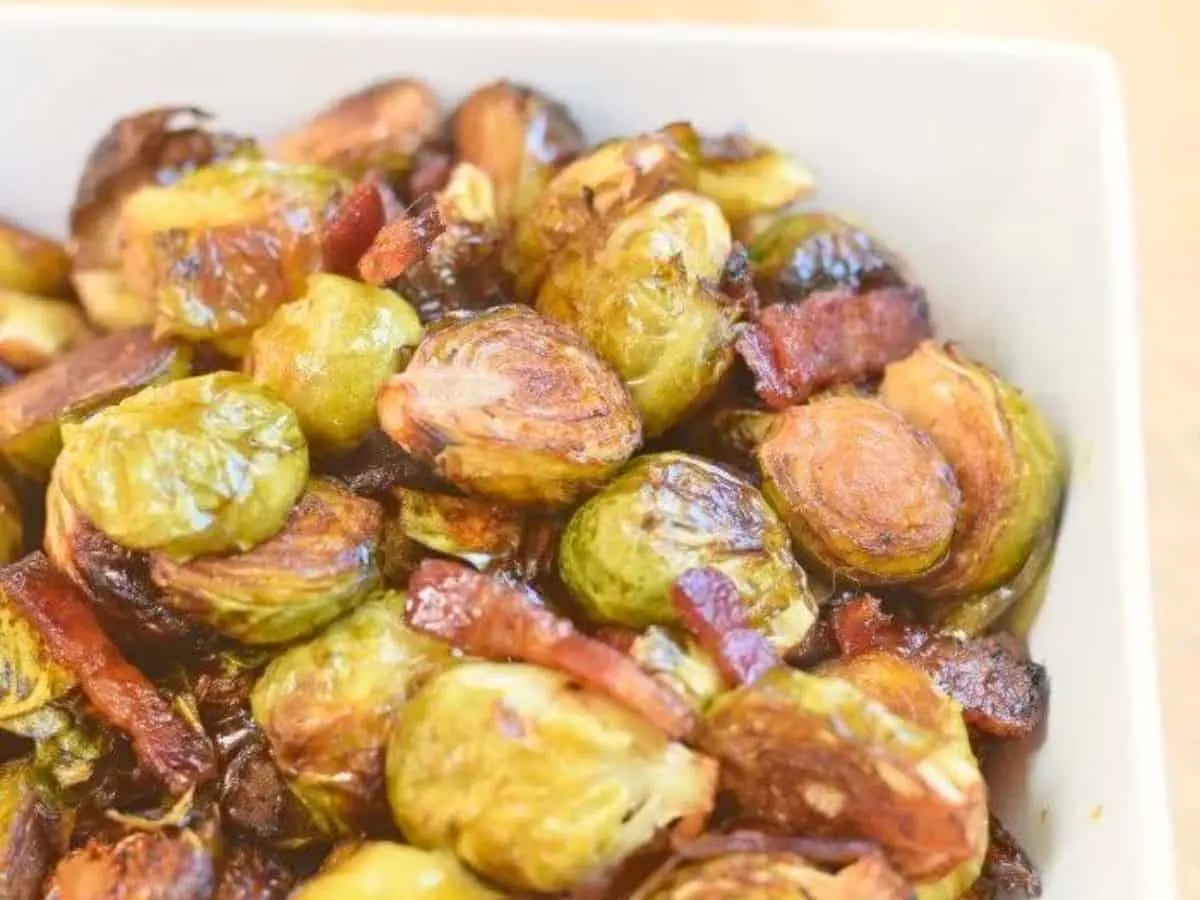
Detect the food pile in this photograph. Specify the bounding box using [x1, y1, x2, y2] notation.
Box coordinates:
[0, 78, 1062, 899]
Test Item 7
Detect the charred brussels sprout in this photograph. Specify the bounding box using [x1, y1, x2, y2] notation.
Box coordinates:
[0, 218, 71, 298]
[695, 133, 815, 223]
[0, 290, 92, 371]
[247, 274, 423, 453]
[251, 590, 454, 836]
[386, 661, 717, 894]
[537, 191, 739, 436]
[626, 626, 725, 713]
[757, 396, 961, 584]
[271, 78, 442, 181]
[378, 306, 641, 508]
[879, 341, 1064, 598]
[149, 478, 382, 645]
[45, 828, 217, 900]
[55, 372, 308, 558]
[560, 452, 815, 647]
[453, 80, 584, 222]
[119, 159, 347, 353]
[293, 843, 503, 900]
[390, 487, 524, 571]
[510, 130, 697, 299]
[0, 759, 57, 900]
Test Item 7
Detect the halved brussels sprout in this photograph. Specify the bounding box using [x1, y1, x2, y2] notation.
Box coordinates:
[0, 327, 190, 479]
[119, 159, 348, 353]
[757, 396, 961, 584]
[0, 759, 57, 900]
[879, 341, 1063, 598]
[537, 190, 739, 436]
[251, 590, 454, 836]
[45, 828, 216, 900]
[510, 130, 698, 300]
[246, 273, 423, 453]
[0, 289, 92, 371]
[149, 478, 382, 645]
[453, 80, 584, 222]
[386, 661, 717, 893]
[390, 487, 524, 571]
[749, 211, 905, 303]
[626, 626, 725, 713]
[55, 372, 308, 558]
[0, 589, 75, 724]
[378, 306, 641, 508]
[271, 78, 442, 180]
[0, 218, 71, 298]
[698, 663, 986, 884]
[293, 843, 503, 900]
[695, 133, 815, 223]
[560, 452, 815, 647]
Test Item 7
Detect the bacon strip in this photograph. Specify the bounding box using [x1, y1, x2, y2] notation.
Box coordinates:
[321, 176, 386, 278]
[669, 568, 779, 687]
[830, 595, 1047, 740]
[406, 560, 695, 740]
[0, 554, 215, 794]
[358, 199, 444, 286]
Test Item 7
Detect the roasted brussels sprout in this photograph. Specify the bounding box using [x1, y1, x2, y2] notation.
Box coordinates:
[879, 341, 1064, 598]
[251, 590, 454, 836]
[624, 626, 725, 713]
[386, 661, 717, 893]
[271, 78, 442, 180]
[510, 130, 697, 299]
[0, 759, 57, 900]
[695, 133, 815, 223]
[0, 289, 92, 371]
[213, 842, 298, 900]
[45, 828, 216, 900]
[0, 588, 75, 724]
[0, 327, 190, 479]
[149, 478, 382, 644]
[757, 396, 961, 584]
[293, 843, 503, 900]
[119, 159, 348, 352]
[0, 218, 70, 298]
[378, 305, 641, 508]
[537, 190, 739, 436]
[246, 273, 423, 452]
[560, 452, 815, 646]
[676, 402, 779, 471]
[390, 486, 524, 571]
[453, 80, 584, 222]
[55, 372, 308, 558]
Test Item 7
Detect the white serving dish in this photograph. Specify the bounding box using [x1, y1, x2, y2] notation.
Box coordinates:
[0, 6, 1176, 896]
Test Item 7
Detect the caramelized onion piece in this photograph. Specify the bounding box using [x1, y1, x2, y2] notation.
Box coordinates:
[321, 176, 387, 278]
[737, 286, 930, 408]
[669, 568, 779, 687]
[0, 554, 215, 793]
[358, 201, 445, 286]
[407, 559, 695, 739]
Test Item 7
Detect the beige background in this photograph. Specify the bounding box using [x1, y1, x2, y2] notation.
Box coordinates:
[20, 0, 1200, 894]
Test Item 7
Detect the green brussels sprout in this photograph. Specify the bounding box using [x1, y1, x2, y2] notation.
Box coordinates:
[149, 478, 382, 645]
[748, 211, 906, 304]
[0, 327, 191, 479]
[537, 190, 739, 436]
[757, 396, 961, 585]
[271, 78, 442, 181]
[0, 218, 71, 298]
[378, 306, 641, 508]
[386, 661, 717, 894]
[389, 487, 525, 572]
[293, 843, 503, 900]
[0, 289, 92, 371]
[247, 274, 423, 453]
[626, 626, 725, 713]
[0, 592, 75, 724]
[510, 130, 697, 300]
[0, 759, 57, 900]
[559, 452, 815, 648]
[251, 590, 454, 836]
[879, 341, 1064, 598]
[695, 133, 815, 223]
[119, 159, 348, 353]
[453, 80, 584, 222]
[55, 372, 309, 558]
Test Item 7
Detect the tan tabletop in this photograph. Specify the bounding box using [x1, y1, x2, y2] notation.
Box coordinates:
[15, 0, 1200, 894]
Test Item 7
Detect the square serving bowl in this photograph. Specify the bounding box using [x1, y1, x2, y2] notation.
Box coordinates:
[0, 6, 1176, 896]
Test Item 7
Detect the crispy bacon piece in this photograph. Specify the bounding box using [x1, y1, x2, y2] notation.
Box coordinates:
[669, 568, 779, 687]
[830, 595, 1047, 739]
[407, 560, 696, 740]
[737, 286, 931, 408]
[0, 554, 215, 794]
[321, 176, 386, 278]
[358, 200, 445, 286]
